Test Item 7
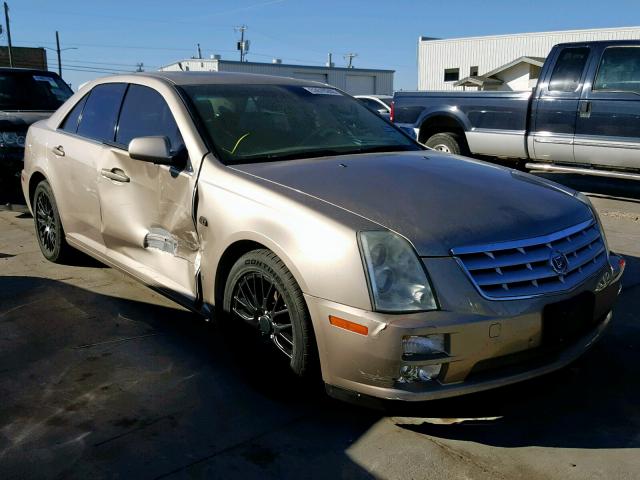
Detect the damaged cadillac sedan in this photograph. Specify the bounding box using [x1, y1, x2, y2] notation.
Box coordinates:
[22, 72, 625, 402]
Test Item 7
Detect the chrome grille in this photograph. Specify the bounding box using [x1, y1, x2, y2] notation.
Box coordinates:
[452, 220, 607, 299]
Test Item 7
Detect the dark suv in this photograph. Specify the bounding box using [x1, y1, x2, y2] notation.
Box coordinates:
[0, 68, 72, 202]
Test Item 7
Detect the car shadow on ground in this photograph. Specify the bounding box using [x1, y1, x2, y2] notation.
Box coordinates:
[1, 254, 639, 480]
[0, 275, 379, 479]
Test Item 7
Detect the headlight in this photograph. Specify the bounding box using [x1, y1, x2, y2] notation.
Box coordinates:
[358, 231, 437, 312]
[575, 191, 609, 255]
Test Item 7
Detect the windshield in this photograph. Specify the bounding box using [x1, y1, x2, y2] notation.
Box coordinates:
[0, 71, 73, 111]
[379, 97, 392, 107]
[183, 84, 419, 164]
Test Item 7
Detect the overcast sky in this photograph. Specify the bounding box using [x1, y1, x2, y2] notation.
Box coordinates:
[7, 0, 640, 90]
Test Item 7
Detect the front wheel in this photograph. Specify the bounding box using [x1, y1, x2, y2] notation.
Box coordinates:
[223, 249, 317, 377]
[33, 180, 74, 263]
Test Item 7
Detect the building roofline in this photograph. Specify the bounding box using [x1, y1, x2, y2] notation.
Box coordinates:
[482, 56, 546, 78]
[453, 76, 503, 87]
[419, 25, 640, 44]
[160, 58, 395, 73]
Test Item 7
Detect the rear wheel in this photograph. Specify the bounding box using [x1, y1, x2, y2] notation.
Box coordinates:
[33, 180, 72, 263]
[425, 132, 466, 155]
[223, 249, 317, 377]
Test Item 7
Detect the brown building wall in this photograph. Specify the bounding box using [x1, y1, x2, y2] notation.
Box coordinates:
[0, 46, 48, 70]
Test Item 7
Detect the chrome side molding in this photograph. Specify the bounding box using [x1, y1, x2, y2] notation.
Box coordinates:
[525, 163, 640, 181]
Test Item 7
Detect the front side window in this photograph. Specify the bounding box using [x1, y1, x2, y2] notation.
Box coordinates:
[0, 71, 72, 111]
[76, 83, 127, 142]
[593, 47, 640, 94]
[183, 84, 418, 164]
[116, 84, 184, 151]
[548, 47, 590, 92]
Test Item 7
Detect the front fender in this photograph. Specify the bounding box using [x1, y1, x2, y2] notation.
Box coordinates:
[196, 159, 374, 312]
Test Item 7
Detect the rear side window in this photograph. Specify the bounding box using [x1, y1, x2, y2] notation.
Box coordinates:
[115, 84, 184, 151]
[548, 47, 590, 92]
[594, 47, 640, 94]
[76, 83, 127, 142]
[60, 95, 88, 133]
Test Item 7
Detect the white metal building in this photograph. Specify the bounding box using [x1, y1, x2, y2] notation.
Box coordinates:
[418, 26, 640, 91]
[159, 58, 394, 95]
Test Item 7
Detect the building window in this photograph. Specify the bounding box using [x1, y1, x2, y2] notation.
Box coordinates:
[470, 66, 479, 77]
[444, 68, 459, 82]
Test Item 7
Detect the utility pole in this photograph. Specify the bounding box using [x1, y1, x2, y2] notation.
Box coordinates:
[135, 62, 144, 72]
[4, 2, 12, 68]
[344, 53, 358, 68]
[55, 31, 62, 76]
[197, 43, 202, 59]
[235, 25, 249, 62]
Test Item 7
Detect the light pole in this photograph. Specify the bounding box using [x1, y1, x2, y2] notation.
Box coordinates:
[42, 32, 77, 78]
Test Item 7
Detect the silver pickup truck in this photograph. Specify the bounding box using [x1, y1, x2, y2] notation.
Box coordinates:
[393, 40, 640, 180]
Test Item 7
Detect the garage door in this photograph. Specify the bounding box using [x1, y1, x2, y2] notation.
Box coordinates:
[293, 72, 328, 84]
[346, 75, 375, 95]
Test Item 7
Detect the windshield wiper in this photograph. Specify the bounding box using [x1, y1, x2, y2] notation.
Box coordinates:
[231, 145, 418, 164]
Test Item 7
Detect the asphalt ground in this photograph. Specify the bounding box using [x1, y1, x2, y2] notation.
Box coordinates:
[0, 172, 639, 479]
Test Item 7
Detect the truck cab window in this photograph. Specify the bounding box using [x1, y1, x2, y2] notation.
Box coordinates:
[548, 47, 589, 92]
[594, 47, 640, 94]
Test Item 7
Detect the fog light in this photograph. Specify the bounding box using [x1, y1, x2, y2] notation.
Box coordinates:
[398, 364, 442, 383]
[595, 269, 613, 292]
[403, 334, 445, 356]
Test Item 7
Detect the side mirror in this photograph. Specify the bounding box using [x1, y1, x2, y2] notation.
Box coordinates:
[128, 136, 174, 165]
[378, 108, 389, 115]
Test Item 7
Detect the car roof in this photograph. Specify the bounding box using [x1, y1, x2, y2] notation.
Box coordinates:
[120, 71, 329, 87]
[355, 94, 392, 99]
[0, 67, 58, 75]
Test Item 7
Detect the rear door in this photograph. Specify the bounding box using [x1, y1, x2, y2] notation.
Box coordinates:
[49, 83, 127, 251]
[97, 83, 199, 302]
[531, 46, 591, 164]
[574, 44, 640, 170]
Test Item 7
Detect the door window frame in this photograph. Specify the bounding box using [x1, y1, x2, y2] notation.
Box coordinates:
[584, 45, 640, 101]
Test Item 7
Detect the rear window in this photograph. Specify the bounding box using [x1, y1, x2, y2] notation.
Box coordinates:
[548, 47, 590, 92]
[0, 71, 73, 110]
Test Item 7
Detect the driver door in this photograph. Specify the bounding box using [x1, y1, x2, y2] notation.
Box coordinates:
[97, 83, 199, 303]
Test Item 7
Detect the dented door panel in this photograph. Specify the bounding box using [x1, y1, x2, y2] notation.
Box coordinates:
[97, 147, 199, 300]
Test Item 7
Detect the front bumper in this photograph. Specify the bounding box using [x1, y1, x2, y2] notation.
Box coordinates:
[306, 254, 624, 402]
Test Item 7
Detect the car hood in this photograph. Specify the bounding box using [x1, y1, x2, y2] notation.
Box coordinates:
[0, 110, 53, 130]
[231, 151, 592, 256]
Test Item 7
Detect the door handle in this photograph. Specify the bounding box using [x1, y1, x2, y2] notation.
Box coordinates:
[579, 100, 592, 118]
[52, 145, 65, 157]
[101, 168, 130, 183]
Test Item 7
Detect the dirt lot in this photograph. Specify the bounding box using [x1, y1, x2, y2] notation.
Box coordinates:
[1, 174, 639, 480]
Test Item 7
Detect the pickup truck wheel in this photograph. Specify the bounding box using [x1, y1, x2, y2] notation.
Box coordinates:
[223, 249, 317, 377]
[425, 132, 466, 155]
[33, 180, 73, 263]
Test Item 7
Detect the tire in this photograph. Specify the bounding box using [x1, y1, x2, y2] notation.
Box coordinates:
[33, 180, 73, 263]
[223, 249, 317, 377]
[425, 132, 467, 155]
